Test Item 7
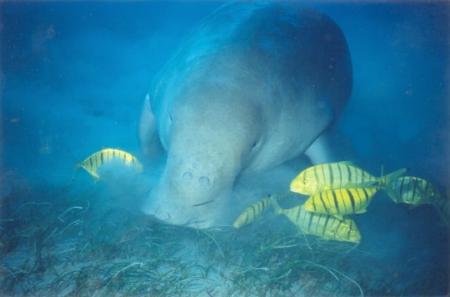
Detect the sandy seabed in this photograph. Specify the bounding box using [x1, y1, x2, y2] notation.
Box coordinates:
[0, 171, 448, 297]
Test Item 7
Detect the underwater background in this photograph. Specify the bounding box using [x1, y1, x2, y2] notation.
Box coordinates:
[0, 1, 449, 296]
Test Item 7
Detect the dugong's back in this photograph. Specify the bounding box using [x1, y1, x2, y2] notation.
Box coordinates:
[152, 2, 352, 121]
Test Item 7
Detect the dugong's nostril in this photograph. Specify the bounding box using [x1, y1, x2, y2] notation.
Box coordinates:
[199, 176, 211, 187]
[182, 171, 193, 180]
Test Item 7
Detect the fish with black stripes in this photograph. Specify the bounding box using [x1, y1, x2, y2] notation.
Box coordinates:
[290, 161, 406, 195]
[386, 176, 448, 225]
[271, 196, 361, 244]
[303, 187, 379, 216]
[79, 148, 143, 179]
[386, 176, 440, 206]
[233, 196, 272, 228]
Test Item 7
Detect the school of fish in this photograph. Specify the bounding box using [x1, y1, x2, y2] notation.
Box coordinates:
[76, 151, 447, 241]
[233, 161, 447, 244]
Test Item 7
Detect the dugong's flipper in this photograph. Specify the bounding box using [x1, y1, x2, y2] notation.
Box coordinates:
[305, 130, 354, 164]
[139, 94, 164, 163]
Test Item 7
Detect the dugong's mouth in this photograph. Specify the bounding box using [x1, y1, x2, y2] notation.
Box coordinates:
[142, 194, 231, 229]
[145, 211, 225, 230]
[149, 209, 208, 228]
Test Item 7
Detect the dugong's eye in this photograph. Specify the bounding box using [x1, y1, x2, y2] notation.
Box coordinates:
[251, 140, 261, 152]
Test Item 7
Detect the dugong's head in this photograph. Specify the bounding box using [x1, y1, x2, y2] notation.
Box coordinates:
[142, 88, 262, 229]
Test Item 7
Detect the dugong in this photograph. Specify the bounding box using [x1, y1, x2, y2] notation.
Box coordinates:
[139, 2, 352, 228]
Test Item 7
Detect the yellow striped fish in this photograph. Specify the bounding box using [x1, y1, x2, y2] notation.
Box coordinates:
[233, 196, 272, 228]
[290, 161, 406, 195]
[271, 197, 361, 244]
[303, 187, 379, 216]
[79, 148, 143, 179]
[386, 176, 439, 206]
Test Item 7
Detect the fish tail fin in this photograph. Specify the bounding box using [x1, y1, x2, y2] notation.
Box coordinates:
[433, 204, 449, 227]
[383, 183, 402, 203]
[381, 168, 408, 187]
[431, 193, 450, 226]
[269, 195, 283, 215]
[380, 168, 407, 202]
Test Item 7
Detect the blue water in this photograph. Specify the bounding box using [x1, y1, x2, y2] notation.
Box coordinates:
[1, 1, 448, 296]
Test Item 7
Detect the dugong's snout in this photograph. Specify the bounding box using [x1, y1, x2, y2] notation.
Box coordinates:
[142, 163, 234, 229]
[142, 192, 231, 229]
